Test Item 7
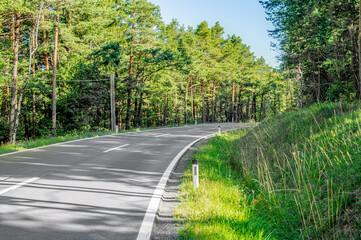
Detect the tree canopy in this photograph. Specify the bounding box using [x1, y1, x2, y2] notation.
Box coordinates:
[0, 0, 284, 143]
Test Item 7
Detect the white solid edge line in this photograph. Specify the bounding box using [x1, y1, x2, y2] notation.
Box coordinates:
[0, 177, 39, 196]
[136, 135, 209, 240]
[136, 124, 255, 240]
[103, 144, 129, 153]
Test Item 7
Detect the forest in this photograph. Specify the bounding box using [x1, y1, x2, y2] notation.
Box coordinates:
[1, 1, 361, 239]
[261, 0, 361, 103]
[0, 0, 285, 144]
[2, 0, 361, 145]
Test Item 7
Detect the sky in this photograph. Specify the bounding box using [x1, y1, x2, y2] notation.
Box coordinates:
[148, 0, 279, 68]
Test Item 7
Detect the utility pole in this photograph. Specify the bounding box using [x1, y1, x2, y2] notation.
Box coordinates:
[110, 73, 116, 132]
[52, 14, 59, 135]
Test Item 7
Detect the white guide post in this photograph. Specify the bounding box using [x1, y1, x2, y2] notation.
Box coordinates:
[192, 159, 199, 189]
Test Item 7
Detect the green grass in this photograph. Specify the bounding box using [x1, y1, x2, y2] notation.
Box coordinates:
[0, 130, 114, 155]
[176, 101, 361, 239]
[175, 131, 271, 240]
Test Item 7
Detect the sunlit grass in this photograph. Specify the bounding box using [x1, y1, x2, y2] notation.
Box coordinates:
[176, 131, 271, 240]
[177, 101, 361, 239]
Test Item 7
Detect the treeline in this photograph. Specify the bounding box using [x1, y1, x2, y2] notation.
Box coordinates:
[0, 0, 284, 144]
[261, 0, 361, 103]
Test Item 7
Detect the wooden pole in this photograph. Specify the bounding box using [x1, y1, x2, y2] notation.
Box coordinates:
[110, 73, 116, 132]
[52, 14, 59, 135]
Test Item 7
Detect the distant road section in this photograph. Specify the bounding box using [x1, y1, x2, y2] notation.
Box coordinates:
[0, 123, 255, 240]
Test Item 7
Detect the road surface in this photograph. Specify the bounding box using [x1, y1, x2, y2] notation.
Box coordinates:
[0, 123, 254, 240]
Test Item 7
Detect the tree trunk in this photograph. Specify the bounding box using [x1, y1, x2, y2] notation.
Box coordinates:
[126, 13, 135, 130]
[40, 14, 49, 73]
[118, 98, 123, 131]
[110, 74, 116, 132]
[32, 91, 36, 137]
[191, 77, 194, 121]
[32, 16, 36, 77]
[52, 14, 59, 134]
[24, 108, 29, 140]
[231, 80, 235, 123]
[215, 94, 218, 121]
[125, 87, 132, 130]
[224, 93, 228, 121]
[259, 93, 264, 120]
[246, 97, 250, 120]
[252, 94, 257, 122]
[239, 101, 243, 122]
[136, 89, 144, 127]
[201, 80, 205, 124]
[163, 93, 168, 126]
[133, 89, 138, 127]
[184, 81, 188, 124]
[235, 85, 240, 122]
[219, 97, 223, 120]
[175, 90, 178, 125]
[212, 79, 216, 123]
[206, 98, 210, 122]
[9, 11, 20, 144]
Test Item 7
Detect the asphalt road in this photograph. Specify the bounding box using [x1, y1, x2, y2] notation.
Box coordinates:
[0, 123, 254, 240]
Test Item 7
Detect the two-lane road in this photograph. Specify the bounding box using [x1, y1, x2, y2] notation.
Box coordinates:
[0, 123, 255, 240]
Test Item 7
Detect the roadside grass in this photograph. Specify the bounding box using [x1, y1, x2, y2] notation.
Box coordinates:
[176, 101, 361, 239]
[175, 131, 271, 240]
[0, 130, 114, 155]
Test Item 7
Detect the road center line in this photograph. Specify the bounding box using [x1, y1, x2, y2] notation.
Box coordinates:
[154, 134, 169, 138]
[103, 144, 129, 153]
[0, 177, 39, 196]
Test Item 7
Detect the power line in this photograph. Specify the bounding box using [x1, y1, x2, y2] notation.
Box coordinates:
[0, 74, 113, 82]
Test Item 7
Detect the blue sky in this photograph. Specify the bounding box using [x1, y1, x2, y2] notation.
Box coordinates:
[148, 0, 279, 68]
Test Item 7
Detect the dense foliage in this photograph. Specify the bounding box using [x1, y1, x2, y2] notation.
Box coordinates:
[260, 0, 361, 103]
[0, 0, 284, 144]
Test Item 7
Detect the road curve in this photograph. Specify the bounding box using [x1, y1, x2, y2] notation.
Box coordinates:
[0, 123, 255, 240]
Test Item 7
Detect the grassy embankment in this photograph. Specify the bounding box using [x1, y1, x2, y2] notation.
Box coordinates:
[176, 102, 361, 239]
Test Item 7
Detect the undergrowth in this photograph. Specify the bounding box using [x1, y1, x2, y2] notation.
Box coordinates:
[0, 130, 113, 155]
[176, 102, 361, 239]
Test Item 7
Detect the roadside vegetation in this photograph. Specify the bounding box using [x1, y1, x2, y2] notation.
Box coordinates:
[0, 122, 205, 155]
[0, 0, 283, 145]
[176, 102, 361, 239]
[0, 128, 113, 155]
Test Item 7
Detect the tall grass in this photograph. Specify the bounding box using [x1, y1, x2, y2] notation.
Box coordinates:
[177, 102, 361, 239]
[175, 131, 270, 240]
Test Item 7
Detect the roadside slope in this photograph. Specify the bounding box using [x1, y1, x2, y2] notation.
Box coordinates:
[176, 102, 361, 239]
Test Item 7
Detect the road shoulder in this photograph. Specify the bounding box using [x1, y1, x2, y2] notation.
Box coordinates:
[151, 138, 209, 240]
